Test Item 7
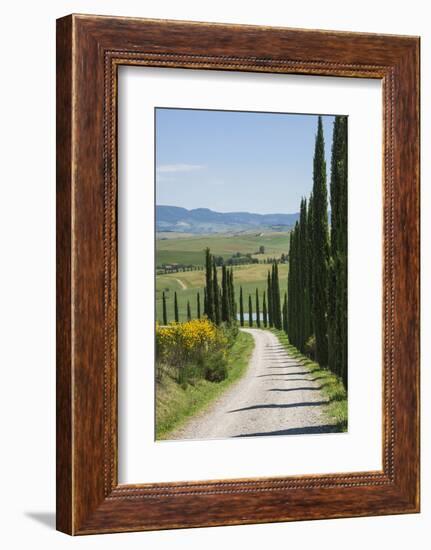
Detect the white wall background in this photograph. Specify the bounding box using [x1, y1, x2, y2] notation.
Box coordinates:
[0, 1, 427, 548]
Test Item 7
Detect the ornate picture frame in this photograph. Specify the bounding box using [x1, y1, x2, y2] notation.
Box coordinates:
[56, 14, 420, 534]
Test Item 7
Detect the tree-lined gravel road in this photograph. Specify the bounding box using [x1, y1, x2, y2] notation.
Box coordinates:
[168, 328, 338, 440]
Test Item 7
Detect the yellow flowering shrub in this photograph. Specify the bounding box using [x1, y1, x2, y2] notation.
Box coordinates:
[156, 318, 230, 382]
[157, 319, 220, 361]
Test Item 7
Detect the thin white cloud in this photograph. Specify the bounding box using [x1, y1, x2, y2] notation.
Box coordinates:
[157, 164, 205, 173]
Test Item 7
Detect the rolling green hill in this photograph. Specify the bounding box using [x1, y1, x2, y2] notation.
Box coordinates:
[156, 231, 290, 267]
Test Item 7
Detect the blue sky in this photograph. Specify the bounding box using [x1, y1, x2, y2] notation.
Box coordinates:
[155, 108, 336, 215]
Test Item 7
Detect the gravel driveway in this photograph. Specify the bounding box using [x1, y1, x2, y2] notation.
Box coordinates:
[168, 328, 338, 440]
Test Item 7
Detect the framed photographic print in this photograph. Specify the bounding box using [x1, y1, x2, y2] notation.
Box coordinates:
[56, 15, 420, 534]
[152, 108, 347, 443]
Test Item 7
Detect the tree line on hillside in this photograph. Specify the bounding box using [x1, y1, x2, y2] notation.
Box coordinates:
[287, 115, 347, 388]
[158, 264, 204, 275]
[157, 251, 267, 273]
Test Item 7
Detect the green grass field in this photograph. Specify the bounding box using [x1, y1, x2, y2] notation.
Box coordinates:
[156, 231, 290, 323]
[156, 231, 290, 266]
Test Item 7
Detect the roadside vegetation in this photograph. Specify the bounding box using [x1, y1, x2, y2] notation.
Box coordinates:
[156, 327, 254, 439]
[156, 319, 235, 384]
[287, 115, 348, 387]
[270, 328, 347, 431]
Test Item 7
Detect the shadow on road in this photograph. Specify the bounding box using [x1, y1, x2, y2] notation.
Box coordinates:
[258, 377, 319, 383]
[233, 425, 340, 437]
[228, 400, 330, 413]
[260, 360, 300, 366]
[267, 386, 325, 393]
[257, 369, 319, 377]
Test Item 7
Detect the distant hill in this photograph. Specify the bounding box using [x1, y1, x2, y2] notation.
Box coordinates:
[156, 205, 299, 234]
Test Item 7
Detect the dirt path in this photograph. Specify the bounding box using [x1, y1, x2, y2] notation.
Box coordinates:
[168, 328, 338, 440]
[173, 277, 187, 290]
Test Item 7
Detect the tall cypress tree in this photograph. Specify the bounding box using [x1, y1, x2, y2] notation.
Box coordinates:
[312, 116, 329, 366]
[226, 268, 232, 322]
[287, 224, 299, 346]
[203, 287, 207, 318]
[239, 286, 244, 327]
[263, 291, 268, 328]
[197, 292, 201, 319]
[205, 248, 214, 321]
[255, 288, 261, 328]
[272, 263, 282, 330]
[298, 198, 312, 351]
[307, 193, 314, 335]
[162, 291, 168, 325]
[338, 116, 348, 387]
[271, 264, 276, 328]
[229, 269, 236, 320]
[296, 200, 304, 347]
[271, 265, 275, 323]
[248, 295, 253, 327]
[328, 115, 348, 387]
[328, 255, 337, 371]
[283, 292, 288, 334]
[187, 301, 191, 321]
[219, 288, 223, 324]
[213, 261, 221, 325]
[328, 117, 338, 374]
[294, 224, 300, 346]
[277, 263, 282, 329]
[174, 291, 179, 323]
[294, 223, 300, 346]
[287, 231, 294, 343]
[221, 265, 228, 322]
[267, 271, 273, 328]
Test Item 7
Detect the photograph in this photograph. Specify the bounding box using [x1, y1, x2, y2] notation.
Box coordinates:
[155, 107, 348, 441]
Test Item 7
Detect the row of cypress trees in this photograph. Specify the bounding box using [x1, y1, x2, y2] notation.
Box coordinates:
[203, 248, 236, 325]
[237, 260, 283, 329]
[239, 288, 261, 327]
[287, 198, 313, 354]
[267, 263, 282, 329]
[238, 286, 288, 330]
[287, 115, 347, 388]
